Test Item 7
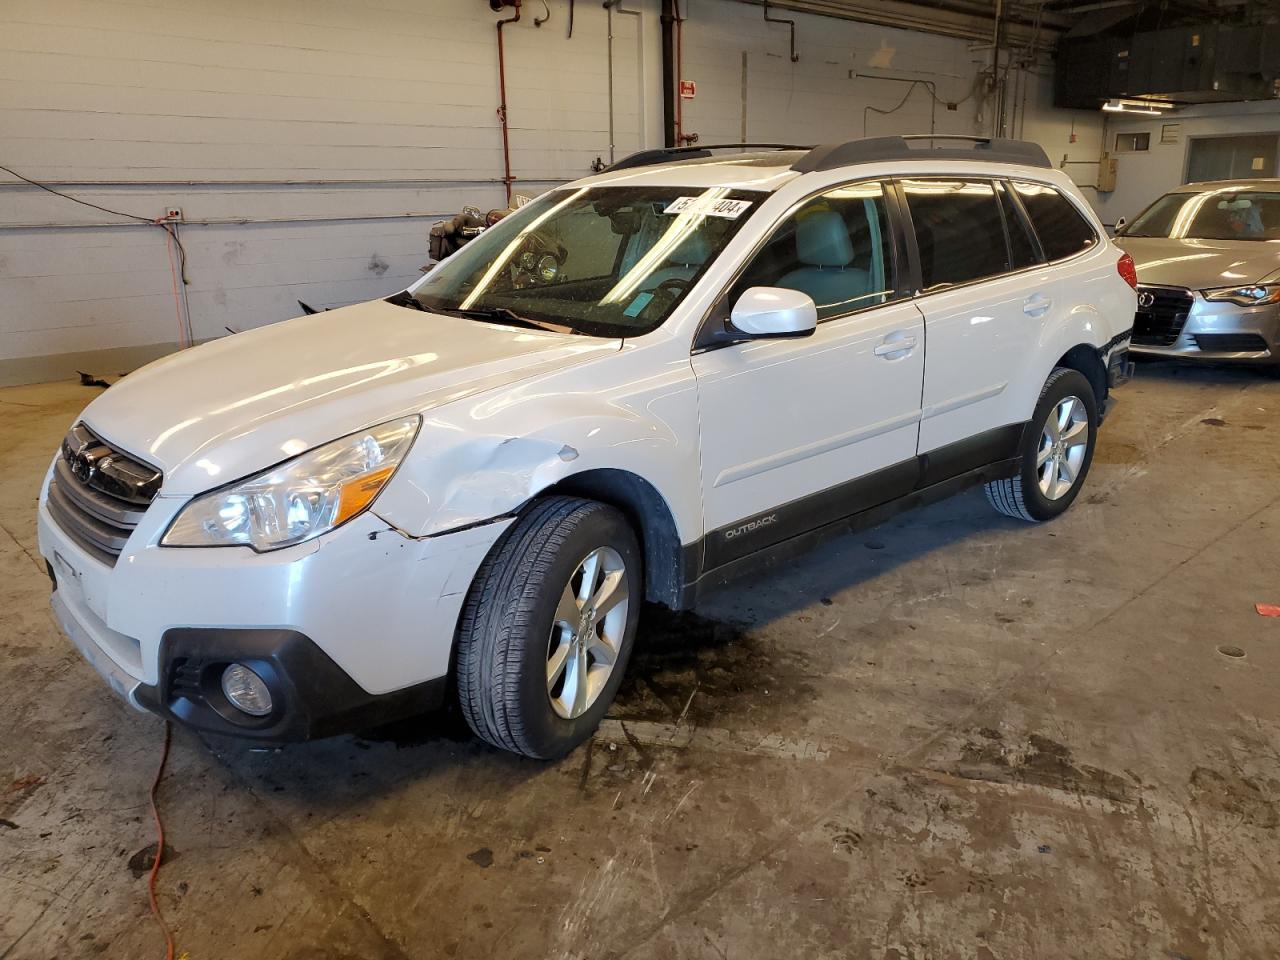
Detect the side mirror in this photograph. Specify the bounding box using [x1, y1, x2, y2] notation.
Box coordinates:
[729, 286, 818, 339]
[1113, 216, 1127, 235]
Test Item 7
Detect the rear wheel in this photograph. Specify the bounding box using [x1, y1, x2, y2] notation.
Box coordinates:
[455, 497, 641, 759]
[985, 367, 1098, 522]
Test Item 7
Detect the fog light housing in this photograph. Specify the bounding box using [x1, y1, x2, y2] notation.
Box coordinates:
[221, 663, 273, 716]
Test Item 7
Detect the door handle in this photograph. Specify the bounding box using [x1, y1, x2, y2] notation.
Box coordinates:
[1023, 293, 1053, 316]
[874, 334, 918, 358]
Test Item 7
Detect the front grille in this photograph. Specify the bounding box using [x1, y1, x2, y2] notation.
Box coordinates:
[46, 424, 161, 567]
[1133, 285, 1193, 347]
[1192, 333, 1271, 354]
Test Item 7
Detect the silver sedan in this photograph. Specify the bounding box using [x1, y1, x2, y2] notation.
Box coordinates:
[1116, 180, 1280, 368]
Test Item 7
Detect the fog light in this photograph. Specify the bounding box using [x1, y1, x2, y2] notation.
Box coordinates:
[221, 663, 273, 716]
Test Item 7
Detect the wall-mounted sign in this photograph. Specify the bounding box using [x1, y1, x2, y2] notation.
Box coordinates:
[679, 80, 696, 100]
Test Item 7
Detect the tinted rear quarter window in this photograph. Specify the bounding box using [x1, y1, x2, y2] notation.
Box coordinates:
[902, 179, 1008, 289]
[1013, 181, 1098, 261]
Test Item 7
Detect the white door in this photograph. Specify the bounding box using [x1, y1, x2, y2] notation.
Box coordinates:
[900, 177, 1052, 454]
[692, 181, 925, 569]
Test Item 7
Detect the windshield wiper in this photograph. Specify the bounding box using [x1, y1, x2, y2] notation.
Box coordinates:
[385, 289, 429, 312]
[443, 307, 572, 334]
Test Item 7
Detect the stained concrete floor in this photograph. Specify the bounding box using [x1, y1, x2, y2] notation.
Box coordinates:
[2, 363, 1279, 960]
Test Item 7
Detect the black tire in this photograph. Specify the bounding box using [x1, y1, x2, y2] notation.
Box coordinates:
[455, 496, 642, 759]
[984, 367, 1098, 523]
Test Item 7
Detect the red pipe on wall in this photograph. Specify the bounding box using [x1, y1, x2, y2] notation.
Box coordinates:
[674, 0, 685, 145]
[496, 0, 522, 205]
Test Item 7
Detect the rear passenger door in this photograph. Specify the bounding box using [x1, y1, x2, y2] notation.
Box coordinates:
[900, 177, 1052, 460]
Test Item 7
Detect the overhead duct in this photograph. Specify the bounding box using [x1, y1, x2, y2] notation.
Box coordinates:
[1055, 23, 1280, 108]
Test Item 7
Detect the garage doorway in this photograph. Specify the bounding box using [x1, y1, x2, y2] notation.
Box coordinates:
[1186, 134, 1279, 182]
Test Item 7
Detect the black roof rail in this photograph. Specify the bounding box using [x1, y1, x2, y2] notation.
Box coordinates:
[792, 135, 1052, 173]
[605, 143, 812, 172]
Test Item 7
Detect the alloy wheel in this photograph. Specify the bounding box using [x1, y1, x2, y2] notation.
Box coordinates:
[1036, 394, 1089, 501]
[546, 546, 629, 719]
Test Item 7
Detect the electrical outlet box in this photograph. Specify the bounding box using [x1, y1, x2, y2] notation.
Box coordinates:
[164, 207, 183, 221]
[1097, 153, 1118, 193]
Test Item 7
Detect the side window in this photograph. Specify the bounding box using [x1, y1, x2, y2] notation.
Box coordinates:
[730, 181, 896, 321]
[902, 179, 1009, 290]
[996, 181, 1042, 271]
[1012, 181, 1098, 261]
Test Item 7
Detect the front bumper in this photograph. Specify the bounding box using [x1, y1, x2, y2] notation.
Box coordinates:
[38, 479, 511, 740]
[1131, 285, 1280, 364]
[135, 627, 447, 740]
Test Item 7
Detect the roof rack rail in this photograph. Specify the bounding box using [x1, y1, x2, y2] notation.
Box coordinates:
[605, 143, 812, 172]
[791, 135, 1052, 173]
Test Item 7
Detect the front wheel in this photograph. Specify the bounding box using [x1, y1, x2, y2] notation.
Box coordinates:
[455, 497, 642, 759]
[984, 367, 1098, 523]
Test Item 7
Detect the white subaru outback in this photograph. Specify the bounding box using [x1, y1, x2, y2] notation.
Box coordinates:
[38, 137, 1137, 758]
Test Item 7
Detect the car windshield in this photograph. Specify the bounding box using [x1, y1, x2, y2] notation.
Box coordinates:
[400, 186, 764, 337]
[1122, 189, 1280, 241]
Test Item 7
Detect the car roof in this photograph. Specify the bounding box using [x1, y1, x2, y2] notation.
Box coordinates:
[1173, 178, 1280, 193]
[575, 152, 806, 192]
[574, 150, 1072, 194]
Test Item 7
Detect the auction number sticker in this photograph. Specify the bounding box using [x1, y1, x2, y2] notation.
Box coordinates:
[662, 196, 753, 219]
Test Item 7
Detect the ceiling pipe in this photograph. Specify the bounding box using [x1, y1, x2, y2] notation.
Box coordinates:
[729, 0, 1061, 50]
[494, 0, 522, 205]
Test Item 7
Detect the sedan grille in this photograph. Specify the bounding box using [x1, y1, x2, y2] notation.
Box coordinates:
[1133, 285, 1193, 347]
[46, 424, 162, 567]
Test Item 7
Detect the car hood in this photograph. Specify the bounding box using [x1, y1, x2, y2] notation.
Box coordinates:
[80, 299, 621, 496]
[1115, 236, 1280, 288]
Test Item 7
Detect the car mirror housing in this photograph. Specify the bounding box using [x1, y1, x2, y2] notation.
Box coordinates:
[729, 287, 818, 339]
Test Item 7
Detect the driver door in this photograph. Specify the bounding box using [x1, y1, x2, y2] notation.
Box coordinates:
[691, 181, 926, 570]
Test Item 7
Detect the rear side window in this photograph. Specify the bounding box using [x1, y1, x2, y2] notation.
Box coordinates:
[902, 179, 1009, 290]
[1012, 181, 1098, 261]
[731, 181, 897, 321]
[996, 181, 1042, 270]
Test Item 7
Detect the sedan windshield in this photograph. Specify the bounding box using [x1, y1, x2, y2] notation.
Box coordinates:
[401, 186, 764, 337]
[1122, 189, 1280, 241]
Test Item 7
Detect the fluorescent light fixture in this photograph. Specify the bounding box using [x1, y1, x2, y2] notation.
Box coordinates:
[1102, 98, 1176, 116]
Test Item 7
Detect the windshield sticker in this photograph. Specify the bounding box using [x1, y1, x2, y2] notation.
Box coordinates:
[662, 196, 754, 219]
[623, 291, 655, 317]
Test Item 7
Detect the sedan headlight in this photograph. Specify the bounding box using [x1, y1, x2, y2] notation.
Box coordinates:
[162, 417, 419, 551]
[1203, 284, 1280, 306]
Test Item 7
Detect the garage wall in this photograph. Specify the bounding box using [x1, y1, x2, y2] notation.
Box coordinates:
[674, 2, 990, 147]
[1, 0, 1104, 386]
[1013, 70, 1107, 211]
[0, 0, 658, 385]
[1096, 100, 1280, 225]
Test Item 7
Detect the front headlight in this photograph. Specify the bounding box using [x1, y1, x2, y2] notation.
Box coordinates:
[162, 416, 419, 551]
[1203, 284, 1280, 307]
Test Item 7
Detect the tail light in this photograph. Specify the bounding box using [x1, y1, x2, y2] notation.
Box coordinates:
[1117, 252, 1138, 290]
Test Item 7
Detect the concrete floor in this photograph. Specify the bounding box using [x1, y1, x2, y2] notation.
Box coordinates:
[2, 363, 1279, 959]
